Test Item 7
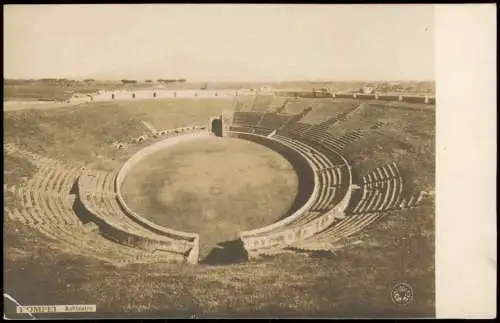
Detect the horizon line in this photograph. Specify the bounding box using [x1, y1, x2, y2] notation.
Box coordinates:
[4, 77, 436, 83]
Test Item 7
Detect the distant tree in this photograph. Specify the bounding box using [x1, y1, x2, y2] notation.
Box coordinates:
[121, 79, 138, 84]
[157, 79, 180, 84]
[145, 79, 153, 84]
[177, 78, 187, 83]
[84, 79, 95, 83]
[379, 82, 390, 90]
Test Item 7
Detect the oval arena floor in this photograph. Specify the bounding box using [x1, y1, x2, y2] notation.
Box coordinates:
[120, 136, 299, 257]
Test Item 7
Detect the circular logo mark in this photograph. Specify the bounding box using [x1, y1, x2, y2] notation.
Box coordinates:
[391, 282, 414, 305]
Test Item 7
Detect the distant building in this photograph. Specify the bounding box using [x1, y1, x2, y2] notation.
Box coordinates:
[362, 84, 376, 94]
[259, 86, 273, 93]
[390, 83, 403, 91]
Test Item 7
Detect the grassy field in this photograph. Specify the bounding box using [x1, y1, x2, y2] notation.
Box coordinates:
[4, 83, 113, 102]
[3, 95, 435, 318]
[4, 213, 433, 318]
[3, 98, 235, 169]
[327, 101, 435, 193]
[121, 136, 298, 257]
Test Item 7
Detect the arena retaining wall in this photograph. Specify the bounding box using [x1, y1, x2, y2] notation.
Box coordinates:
[276, 91, 435, 105]
[92, 89, 254, 101]
[356, 94, 376, 100]
[334, 93, 355, 99]
[229, 131, 316, 221]
[377, 94, 400, 101]
[233, 132, 353, 253]
[115, 131, 211, 264]
[275, 91, 333, 98]
[88, 89, 435, 105]
[244, 187, 351, 253]
[243, 165, 352, 253]
[402, 95, 428, 104]
[77, 176, 191, 258]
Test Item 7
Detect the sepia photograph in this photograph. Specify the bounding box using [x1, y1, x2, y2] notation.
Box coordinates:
[2, 4, 495, 319]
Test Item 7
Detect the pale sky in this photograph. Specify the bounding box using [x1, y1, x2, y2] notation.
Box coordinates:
[4, 4, 435, 82]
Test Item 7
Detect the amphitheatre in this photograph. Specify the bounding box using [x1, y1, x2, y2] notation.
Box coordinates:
[4, 85, 436, 318]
